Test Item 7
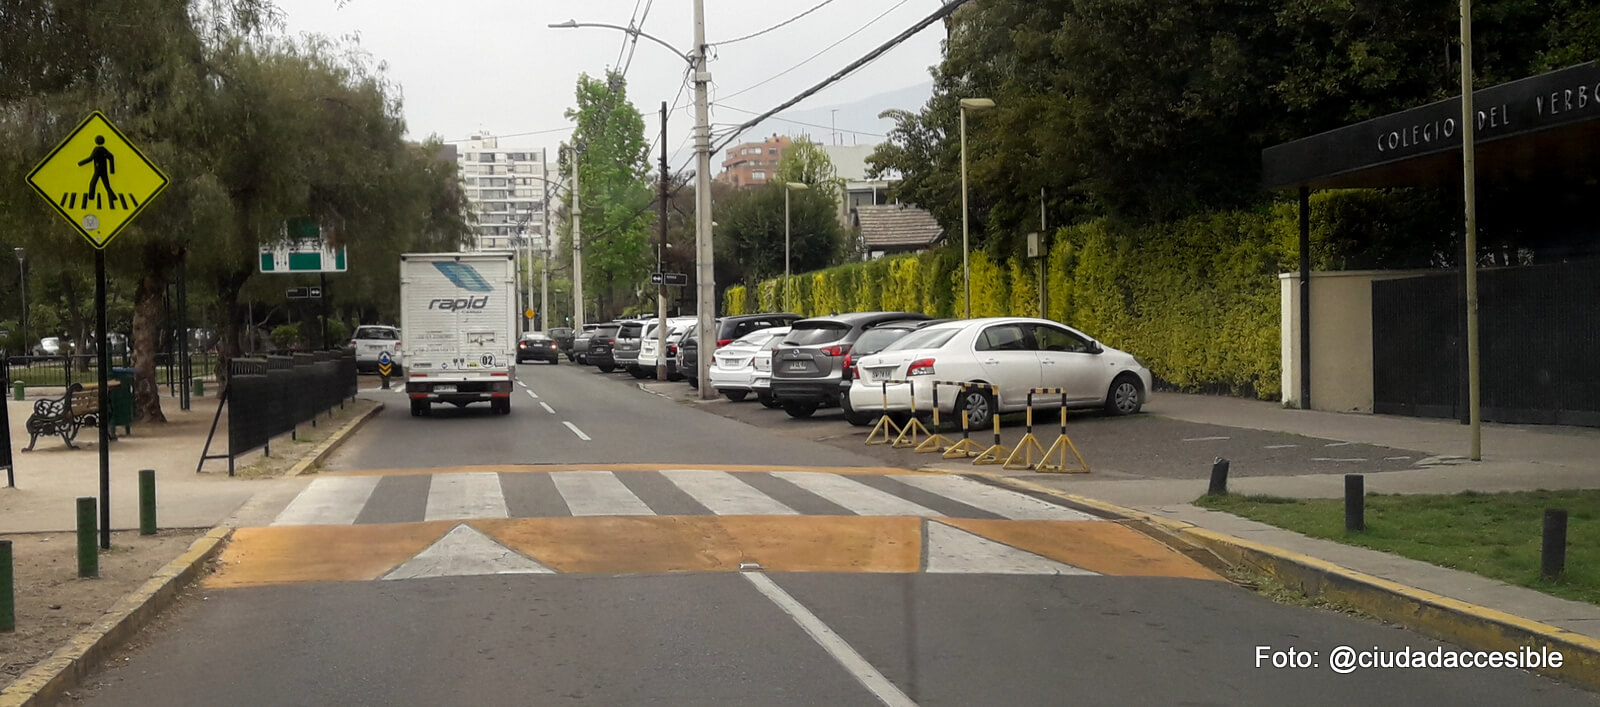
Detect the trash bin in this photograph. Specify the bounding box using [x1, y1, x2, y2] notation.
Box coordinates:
[109, 367, 135, 435]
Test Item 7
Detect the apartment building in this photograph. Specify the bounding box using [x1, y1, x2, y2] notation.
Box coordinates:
[456, 135, 551, 251]
[717, 134, 791, 188]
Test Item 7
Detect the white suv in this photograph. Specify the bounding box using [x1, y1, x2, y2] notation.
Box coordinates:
[349, 325, 401, 373]
[634, 316, 697, 380]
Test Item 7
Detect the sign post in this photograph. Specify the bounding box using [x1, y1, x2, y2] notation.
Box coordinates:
[26, 111, 169, 550]
[378, 351, 393, 390]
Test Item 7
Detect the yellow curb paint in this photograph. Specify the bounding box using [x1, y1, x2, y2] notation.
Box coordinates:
[965, 471, 1600, 691]
[333, 464, 921, 478]
[477, 516, 924, 574]
[0, 528, 231, 707]
[938, 518, 1222, 581]
[205, 522, 456, 588]
[287, 401, 385, 477]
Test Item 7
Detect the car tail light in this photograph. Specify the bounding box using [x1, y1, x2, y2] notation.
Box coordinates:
[908, 358, 936, 376]
[395, 341, 401, 348]
[519, 342, 527, 349]
[348, 339, 356, 347]
[821, 344, 851, 357]
[717, 339, 732, 347]
[842, 353, 854, 380]
[667, 344, 678, 356]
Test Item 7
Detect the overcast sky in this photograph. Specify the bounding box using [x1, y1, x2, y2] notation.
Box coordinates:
[273, 0, 947, 167]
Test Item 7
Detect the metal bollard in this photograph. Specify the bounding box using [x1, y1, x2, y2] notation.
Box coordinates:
[1344, 474, 1365, 532]
[192, 378, 205, 398]
[1542, 508, 1568, 581]
[1, 539, 13, 632]
[139, 469, 157, 535]
[77, 497, 98, 578]
[1206, 457, 1230, 496]
[11, 380, 21, 401]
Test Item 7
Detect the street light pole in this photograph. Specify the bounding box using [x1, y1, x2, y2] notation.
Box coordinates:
[541, 158, 552, 332]
[783, 182, 808, 312]
[1460, 0, 1482, 461]
[570, 144, 585, 330]
[692, 0, 716, 400]
[959, 98, 994, 319]
[13, 248, 25, 352]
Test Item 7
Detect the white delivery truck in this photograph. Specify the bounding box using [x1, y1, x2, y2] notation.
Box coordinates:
[399, 252, 518, 416]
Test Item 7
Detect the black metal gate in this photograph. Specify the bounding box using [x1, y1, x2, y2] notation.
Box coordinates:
[1372, 262, 1600, 427]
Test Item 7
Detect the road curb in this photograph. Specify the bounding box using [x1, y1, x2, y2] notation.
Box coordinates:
[965, 471, 1600, 691]
[287, 400, 385, 477]
[0, 527, 232, 707]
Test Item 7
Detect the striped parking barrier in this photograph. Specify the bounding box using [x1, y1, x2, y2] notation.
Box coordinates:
[1029, 387, 1090, 473]
[865, 381, 903, 445]
[973, 401, 1012, 465]
[937, 381, 995, 459]
[1003, 390, 1049, 470]
[913, 380, 954, 453]
[891, 379, 933, 449]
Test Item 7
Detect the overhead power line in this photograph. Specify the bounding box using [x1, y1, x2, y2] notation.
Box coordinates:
[712, 0, 973, 156]
[710, 0, 838, 46]
[717, 0, 912, 103]
[443, 126, 573, 143]
[712, 103, 887, 138]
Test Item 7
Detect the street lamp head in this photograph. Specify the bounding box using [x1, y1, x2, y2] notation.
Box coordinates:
[549, 19, 579, 28]
[12, 247, 23, 261]
[785, 182, 809, 191]
[960, 98, 996, 111]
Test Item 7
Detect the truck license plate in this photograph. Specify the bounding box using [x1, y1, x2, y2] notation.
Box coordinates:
[433, 385, 456, 393]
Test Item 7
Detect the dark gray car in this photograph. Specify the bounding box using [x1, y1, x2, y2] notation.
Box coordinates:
[769, 311, 930, 419]
[610, 320, 649, 371]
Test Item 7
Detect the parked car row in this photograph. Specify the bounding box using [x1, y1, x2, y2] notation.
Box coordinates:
[573, 311, 1154, 430]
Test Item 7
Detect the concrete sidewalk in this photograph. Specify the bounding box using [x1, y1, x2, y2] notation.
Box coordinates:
[955, 392, 1600, 648]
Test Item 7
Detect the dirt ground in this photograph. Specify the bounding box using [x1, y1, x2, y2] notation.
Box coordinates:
[1, 529, 203, 687]
[233, 399, 380, 480]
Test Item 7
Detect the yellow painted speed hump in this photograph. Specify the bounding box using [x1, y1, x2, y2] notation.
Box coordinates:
[26, 111, 169, 249]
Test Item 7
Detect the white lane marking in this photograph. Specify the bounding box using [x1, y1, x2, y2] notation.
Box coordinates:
[271, 476, 382, 526]
[423, 472, 509, 521]
[562, 421, 591, 441]
[1324, 441, 1354, 447]
[1310, 457, 1368, 462]
[1182, 436, 1230, 442]
[1384, 456, 1413, 461]
[923, 520, 1096, 575]
[525, 389, 539, 400]
[517, 380, 527, 388]
[1263, 444, 1299, 449]
[540, 402, 556, 414]
[661, 470, 798, 515]
[772, 472, 941, 517]
[891, 475, 1097, 521]
[383, 524, 552, 580]
[551, 470, 653, 516]
[742, 572, 916, 707]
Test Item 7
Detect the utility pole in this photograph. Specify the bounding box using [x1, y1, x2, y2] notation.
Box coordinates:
[541, 157, 551, 332]
[571, 144, 585, 329]
[1460, 0, 1482, 461]
[656, 102, 671, 380]
[1039, 188, 1047, 319]
[693, 0, 716, 399]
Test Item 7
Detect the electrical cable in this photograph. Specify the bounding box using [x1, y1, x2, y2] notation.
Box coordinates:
[711, 103, 886, 138]
[710, 0, 837, 46]
[716, 0, 912, 103]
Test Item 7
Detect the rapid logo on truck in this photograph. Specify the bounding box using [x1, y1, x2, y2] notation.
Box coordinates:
[430, 261, 493, 310]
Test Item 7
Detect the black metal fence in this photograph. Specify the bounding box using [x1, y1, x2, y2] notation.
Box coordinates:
[1372, 261, 1600, 427]
[196, 350, 358, 475]
[1, 352, 217, 392]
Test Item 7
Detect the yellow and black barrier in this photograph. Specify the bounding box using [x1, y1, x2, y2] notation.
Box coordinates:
[865, 381, 903, 445]
[1003, 387, 1090, 473]
[891, 379, 933, 449]
[936, 381, 995, 460]
[913, 380, 955, 453]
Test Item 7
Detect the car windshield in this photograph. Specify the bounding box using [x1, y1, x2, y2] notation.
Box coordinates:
[784, 321, 850, 346]
[883, 326, 961, 352]
[853, 328, 914, 357]
[354, 327, 398, 340]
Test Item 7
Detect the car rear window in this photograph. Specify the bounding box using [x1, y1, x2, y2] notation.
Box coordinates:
[884, 327, 960, 352]
[354, 327, 398, 340]
[596, 325, 620, 337]
[853, 328, 913, 357]
[783, 321, 850, 346]
[618, 323, 644, 338]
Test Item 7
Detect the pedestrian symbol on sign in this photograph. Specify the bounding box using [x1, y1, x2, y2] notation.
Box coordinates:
[80, 136, 117, 203]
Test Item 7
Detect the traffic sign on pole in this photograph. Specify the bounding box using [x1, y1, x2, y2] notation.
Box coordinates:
[25, 111, 169, 250]
[651, 272, 688, 286]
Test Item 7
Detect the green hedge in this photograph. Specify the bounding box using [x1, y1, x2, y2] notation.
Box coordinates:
[721, 200, 1356, 399]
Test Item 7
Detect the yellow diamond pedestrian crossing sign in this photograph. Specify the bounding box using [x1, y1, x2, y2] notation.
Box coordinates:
[25, 111, 168, 249]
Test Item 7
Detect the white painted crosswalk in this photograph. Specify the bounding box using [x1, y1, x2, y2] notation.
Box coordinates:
[269, 470, 1104, 527]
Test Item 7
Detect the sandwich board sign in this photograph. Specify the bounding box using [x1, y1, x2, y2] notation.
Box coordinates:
[260, 217, 348, 273]
[25, 111, 169, 249]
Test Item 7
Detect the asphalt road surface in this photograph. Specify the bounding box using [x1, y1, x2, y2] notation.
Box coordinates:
[75, 363, 1598, 706]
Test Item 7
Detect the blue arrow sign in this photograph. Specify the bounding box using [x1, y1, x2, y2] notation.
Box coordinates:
[378, 351, 392, 365]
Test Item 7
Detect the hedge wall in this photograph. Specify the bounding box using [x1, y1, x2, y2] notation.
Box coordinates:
[724, 202, 1346, 399]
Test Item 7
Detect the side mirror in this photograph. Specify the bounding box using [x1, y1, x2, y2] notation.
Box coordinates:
[1089, 341, 1104, 354]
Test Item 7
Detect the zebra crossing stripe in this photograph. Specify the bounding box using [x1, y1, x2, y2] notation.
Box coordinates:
[271, 476, 382, 526]
[423, 471, 509, 521]
[772, 472, 942, 517]
[551, 470, 654, 516]
[892, 474, 1099, 521]
[660, 470, 798, 516]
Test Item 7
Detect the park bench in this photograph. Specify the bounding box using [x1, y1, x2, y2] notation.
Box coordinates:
[24, 380, 122, 451]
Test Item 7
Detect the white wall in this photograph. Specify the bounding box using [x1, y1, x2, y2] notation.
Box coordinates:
[1280, 269, 1436, 413]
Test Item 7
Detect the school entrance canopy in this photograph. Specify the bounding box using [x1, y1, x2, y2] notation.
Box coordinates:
[1261, 61, 1600, 420]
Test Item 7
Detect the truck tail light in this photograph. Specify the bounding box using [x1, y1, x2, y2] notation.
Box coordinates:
[821, 344, 851, 357]
[907, 358, 936, 376]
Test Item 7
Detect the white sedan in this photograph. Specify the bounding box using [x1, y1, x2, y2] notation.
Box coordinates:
[848, 317, 1152, 429]
[709, 326, 791, 404]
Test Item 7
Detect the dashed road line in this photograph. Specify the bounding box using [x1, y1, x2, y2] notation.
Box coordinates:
[524, 389, 539, 399]
[540, 402, 556, 414]
[562, 421, 591, 441]
[1384, 456, 1413, 461]
[1311, 457, 1368, 462]
[1324, 441, 1354, 447]
[1182, 436, 1230, 442]
[1263, 444, 1299, 449]
[517, 380, 527, 388]
[741, 572, 915, 707]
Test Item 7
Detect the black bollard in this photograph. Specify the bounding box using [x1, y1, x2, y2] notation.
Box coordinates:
[1, 539, 13, 632]
[139, 469, 157, 535]
[1542, 508, 1568, 581]
[1344, 474, 1365, 532]
[77, 497, 98, 578]
[1206, 457, 1230, 496]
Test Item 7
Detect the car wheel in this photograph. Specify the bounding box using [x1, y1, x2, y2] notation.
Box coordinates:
[1105, 374, 1144, 416]
[955, 387, 996, 431]
[722, 389, 749, 402]
[840, 394, 875, 427]
[577, 354, 587, 364]
[629, 367, 648, 379]
[758, 393, 781, 409]
[599, 363, 615, 373]
[410, 399, 426, 417]
[783, 401, 818, 419]
[687, 376, 698, 389]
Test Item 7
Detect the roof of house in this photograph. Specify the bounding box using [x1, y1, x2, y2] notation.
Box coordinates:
[852, 204, 945, 250]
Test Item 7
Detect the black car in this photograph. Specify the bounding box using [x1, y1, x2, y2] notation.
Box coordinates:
[586, 323, 622, 373]
[516, 332, 561, 364]
[680, 324, 700, 388]
[571, 323, 604, 363]
[769, 311, 931, 419]
[837, 319, 951, 425]
[548, 327, 576, 357]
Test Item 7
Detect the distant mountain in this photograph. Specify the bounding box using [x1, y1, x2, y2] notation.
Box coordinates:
[672, 81, 933, 167]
